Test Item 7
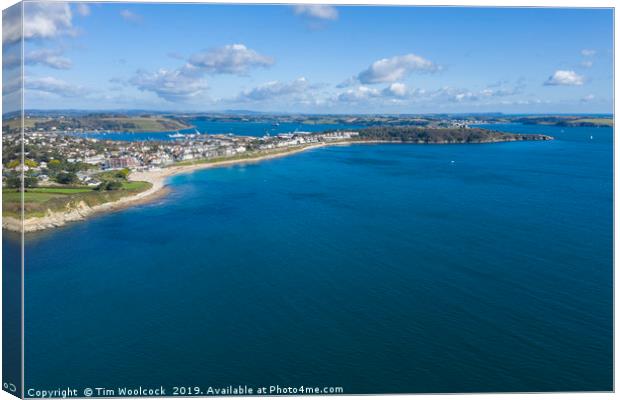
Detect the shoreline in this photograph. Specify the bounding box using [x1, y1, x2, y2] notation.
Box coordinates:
[2, 142, 335, 233]
[2, 136, 552, 233]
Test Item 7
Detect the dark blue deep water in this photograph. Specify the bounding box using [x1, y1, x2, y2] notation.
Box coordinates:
[20, 124, 612, 393]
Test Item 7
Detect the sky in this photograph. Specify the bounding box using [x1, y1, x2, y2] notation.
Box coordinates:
[2, 2, 614, 114]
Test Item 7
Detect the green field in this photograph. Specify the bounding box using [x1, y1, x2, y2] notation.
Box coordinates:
[98, 116, 190, 132]
[3, 182, 152, 218]
[3, 117, 47, 132]
[569, 118, 614, 127]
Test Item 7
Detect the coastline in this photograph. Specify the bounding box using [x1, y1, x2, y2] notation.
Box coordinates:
[2, 143, 333, 233]
[2, 136, 552, 233]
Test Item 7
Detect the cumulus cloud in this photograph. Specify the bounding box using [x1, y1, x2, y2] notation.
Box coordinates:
[435, 87, 478, 103]
[382, 82, 409, 98]
[2, 5, 22, 45]
[335, 78, 526, 106]
[26, 49, 72, 69]
[581, 49, 596, 57]
[544, 70, 585, 86]
[337, 86, 381, 102]
[129, 68, 208, 102]
[236, 77, 309, 101]
[188, 44, 274, 75]
[25, 76, 87, 97]
[293, 5, 338, 21]
[430, 81, 524, 103]
[120, 9, 142, 23]
[357, 53, 440, 84]
[4, 2, 75, 44]
[127, 44, 272, 103]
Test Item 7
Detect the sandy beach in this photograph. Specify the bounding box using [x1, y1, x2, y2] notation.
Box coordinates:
[3, 143, 335, 233]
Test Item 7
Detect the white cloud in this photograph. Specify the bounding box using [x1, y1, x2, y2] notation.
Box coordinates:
[120, 9, 142, 23]
[8, 2, 75, 44]
[382, 82, 408, 98]
[337, 86, 381, 102]
[188, 44, 274, 75]
[25, 76, 87, 97]
[436, 87, 478, 103]
[236, 77, 309, 101]
[580, 60, 593, 68]
[334, 79, 525, 107]
[357, 53, 440, 84]
[129, 68, 208, 102]
[544, 70, 585, 86]
[75, 3, 90, 16]
[26, 49, 72, 70]
[293, 5, 338, 21]
[581, 49, 596, 57]
[127, 44, 272, 103]
[2, 5, 22, 45]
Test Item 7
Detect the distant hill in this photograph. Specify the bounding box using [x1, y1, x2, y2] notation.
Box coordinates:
[357, 126, 553, 143]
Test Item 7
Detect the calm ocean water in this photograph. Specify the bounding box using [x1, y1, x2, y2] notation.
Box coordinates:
[18, 123, 612, 393]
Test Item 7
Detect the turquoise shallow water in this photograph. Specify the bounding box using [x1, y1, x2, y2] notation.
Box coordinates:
[18, 124, 612, 393]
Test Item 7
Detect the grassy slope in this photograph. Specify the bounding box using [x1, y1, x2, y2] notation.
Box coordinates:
[3, 182, 152, 218]
[568, 118, 614, 127]
[98, 117, 190, 132]
[3, 117, 45, 131]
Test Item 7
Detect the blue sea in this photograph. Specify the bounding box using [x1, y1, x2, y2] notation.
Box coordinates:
[14, 123, 613, 393]
[68, 120, 363, 142]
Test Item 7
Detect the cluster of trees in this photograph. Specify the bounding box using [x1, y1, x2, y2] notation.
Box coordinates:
[5, 173, 38, 189]
[45, 159, 91, 185]
[95, 181, 123, 191]
[356, 126, 545, 143]
[95, 168, 130, 191]
[3, 157, 96, 188]
[4, 159, 40, 188]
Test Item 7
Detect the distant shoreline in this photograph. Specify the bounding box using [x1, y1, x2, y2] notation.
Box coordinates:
[2, 136, 553, 233]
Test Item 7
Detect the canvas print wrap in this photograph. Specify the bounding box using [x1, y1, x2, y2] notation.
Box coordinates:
[1, 2, 614, 397]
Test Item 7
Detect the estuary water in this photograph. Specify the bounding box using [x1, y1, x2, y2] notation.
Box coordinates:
[69, 120, 363, 142]
[20, 124, 612, 393]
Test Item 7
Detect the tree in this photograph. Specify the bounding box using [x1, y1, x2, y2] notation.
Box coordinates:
[55, 172, 78, 185]
[115, 168, 130, 180]
[96, 180, 123, 191]
[24, 175, 38, 188]
[48, 159, 62, 171]
[24, 159, 39, 168]
[5, 174, 21, 188]
[6, 160, 20, 169]
[106, 181, 123, 190]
